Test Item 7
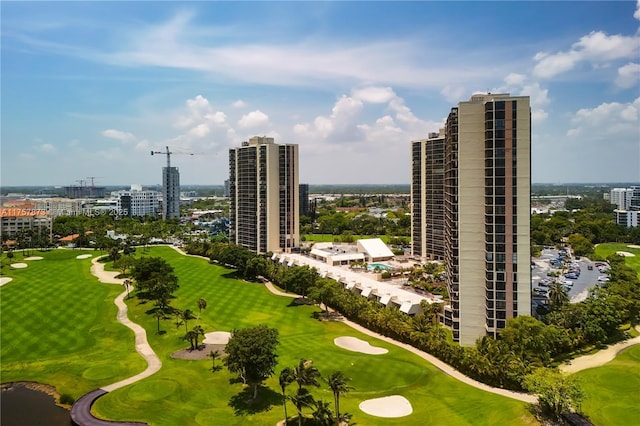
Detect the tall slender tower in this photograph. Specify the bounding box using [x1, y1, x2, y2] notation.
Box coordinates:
[228, 136, 299, 254]
[411, 130, 446, 261]
[162, 166, 180, 219]
[413, 93, 531, 346]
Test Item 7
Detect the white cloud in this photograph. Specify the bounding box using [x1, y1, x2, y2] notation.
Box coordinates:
[533, 31, 640, 79]
[567, 97, 639, 137]
[615, 62, 640, 88]
[232, 99, 246, 108]
[188, 123, 211, 138]
[39, 143, 56, 153]
[440, 85, 467, 103]
[351, 86, 396, 104]
[504, 73, 526, 86]
[102, 129, 136, 142]
[238, 110, 270, 129]
[635, 0, 640, 20]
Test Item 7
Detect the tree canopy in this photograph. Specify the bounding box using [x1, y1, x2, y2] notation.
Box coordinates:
[225, 325, 280, 400]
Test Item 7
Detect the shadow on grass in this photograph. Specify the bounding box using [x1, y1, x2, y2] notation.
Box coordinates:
[286, 297, 314, 308]
[228, 385, 281, 415]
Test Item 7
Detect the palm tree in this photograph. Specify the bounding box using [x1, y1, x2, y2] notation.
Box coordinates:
[183, 330, 197, 350]
[181, 309, 196, 333]
[548, 281, 569, 308]
[123, 279, 132, 299]
[197, 298, 207, 320]
[290, 388, 315, 426]
[325, 371, 354, 425]
[209, 350, 220, 371]
[192, 325, 205, 349]
[291, 359, 321, 426]
[312, 400, 334, 426]
[279, 367, 294, 425]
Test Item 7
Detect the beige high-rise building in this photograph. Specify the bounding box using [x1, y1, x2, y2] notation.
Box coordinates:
[228, 136, 299, 254]
[413, 94, 531, 346]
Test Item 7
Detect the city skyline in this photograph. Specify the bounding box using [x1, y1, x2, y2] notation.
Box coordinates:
[2, 1, 639, 186]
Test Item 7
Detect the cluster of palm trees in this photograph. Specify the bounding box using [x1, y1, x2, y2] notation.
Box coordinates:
[177, 298, 208, 350]
[279, 359, 353, 426]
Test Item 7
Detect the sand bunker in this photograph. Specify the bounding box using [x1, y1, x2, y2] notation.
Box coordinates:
[0, 277, 13, 287]
[334, 336, 388, 355]
[627, 245, 640, 249]
[76, 254, 92, 259]
[616, 251, 636, 257]
[10, 263, 28, 269]
[24, 256, 44, 260]
[203, 331, 231, 345]
[359, 395, 413, 418]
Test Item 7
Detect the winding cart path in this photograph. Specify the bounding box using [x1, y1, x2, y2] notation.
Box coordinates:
[70, 257, 161, 426]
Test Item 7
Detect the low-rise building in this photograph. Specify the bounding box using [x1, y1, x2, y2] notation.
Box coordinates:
[0, 208, 51, 240]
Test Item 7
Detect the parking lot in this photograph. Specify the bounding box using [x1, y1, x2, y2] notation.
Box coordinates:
[532, 248, 606, 305]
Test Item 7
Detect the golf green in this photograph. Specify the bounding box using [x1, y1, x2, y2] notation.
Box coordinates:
[2, 247, 537, 425]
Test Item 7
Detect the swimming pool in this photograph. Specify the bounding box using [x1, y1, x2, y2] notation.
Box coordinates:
[367, 263, 392, 271]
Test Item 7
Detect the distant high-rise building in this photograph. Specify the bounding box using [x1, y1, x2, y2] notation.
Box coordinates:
[162, 167, 180, 219]
[111, 184, 160, 217]
[609, 187, 640, 211]
[610, 186, 640, 227]
[228, 136, 299, 253]
[412, 93, 531, 346]
[299, 184, 310, 216]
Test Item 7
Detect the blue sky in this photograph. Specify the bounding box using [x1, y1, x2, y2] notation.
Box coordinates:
[2, 1, 639, 186]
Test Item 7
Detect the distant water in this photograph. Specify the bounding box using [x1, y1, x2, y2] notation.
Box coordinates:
[0, 383, 72, 426]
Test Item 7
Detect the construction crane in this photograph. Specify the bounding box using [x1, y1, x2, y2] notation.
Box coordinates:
[150, 146, 194, 168]
[86, 176, 102, 187]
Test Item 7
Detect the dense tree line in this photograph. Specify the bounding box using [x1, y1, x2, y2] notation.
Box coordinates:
[532, 196, 640, 255]
[187, 240, 640, 395]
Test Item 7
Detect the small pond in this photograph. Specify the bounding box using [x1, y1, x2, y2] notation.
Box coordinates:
[0, 383, 71, 426]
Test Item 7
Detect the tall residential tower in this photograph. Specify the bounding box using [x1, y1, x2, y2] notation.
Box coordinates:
[412, 94, 531, 346]
[228, 136, 299, 254]
[162, 166, 180, 219]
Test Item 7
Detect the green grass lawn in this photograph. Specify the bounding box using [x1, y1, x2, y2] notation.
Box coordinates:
[577, 242, 640, 424]
[574, 345, 640, 426]
[594, 243, 640, 278]
[93, 247, 536, 426]
[2, 246, 537, 425]
[0, 249, 146, 398]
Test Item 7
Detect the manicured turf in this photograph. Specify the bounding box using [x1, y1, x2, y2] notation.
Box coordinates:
[579, 243, 640, 424]
[594, 243, 640, 278]
[574, 345, 640, 426]
[91, 247, 536, 426]
[0, 249, 146, 398]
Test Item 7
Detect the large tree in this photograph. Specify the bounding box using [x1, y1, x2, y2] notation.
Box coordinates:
[225, 325, 279, 400]
[523, 368, 584, 420]
[130, 257, 179, 310]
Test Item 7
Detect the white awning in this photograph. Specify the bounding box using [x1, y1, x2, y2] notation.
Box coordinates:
[361, 287, 373, 298]
[346, 281, 356, 290]
[271, 253, 278, 260]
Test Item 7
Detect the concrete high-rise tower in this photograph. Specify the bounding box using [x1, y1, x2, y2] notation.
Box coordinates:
[228, 136, 299, 254]
[162, 166, 180, 219]
[412, 93, 531, 346]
